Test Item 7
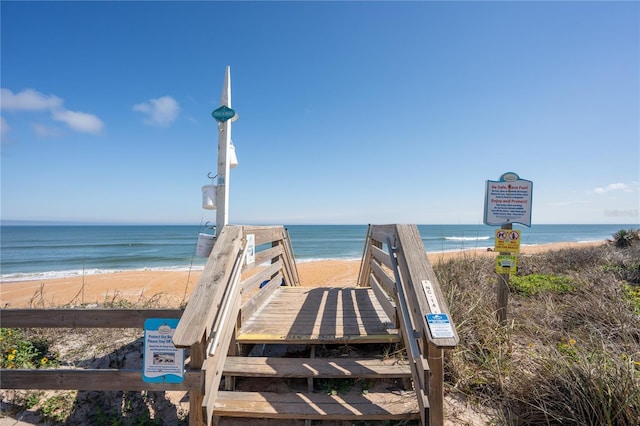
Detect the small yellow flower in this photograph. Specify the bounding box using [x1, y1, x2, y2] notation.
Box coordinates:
[11, 348, 17, 354]
[7, 354, 15, 361]
[569, 339, 576, 346]
[40, 357, 48, 365]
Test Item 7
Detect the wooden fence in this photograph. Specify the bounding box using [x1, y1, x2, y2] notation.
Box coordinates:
[1, 224, 458, 426]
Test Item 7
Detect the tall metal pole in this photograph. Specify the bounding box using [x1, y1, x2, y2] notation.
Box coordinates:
[215, 66, 232, 235]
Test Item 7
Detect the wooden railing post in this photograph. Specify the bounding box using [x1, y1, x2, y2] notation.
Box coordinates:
[427, 342, 444, 426]
[496, 223, 513, 324]
[189, 336, 206, 426]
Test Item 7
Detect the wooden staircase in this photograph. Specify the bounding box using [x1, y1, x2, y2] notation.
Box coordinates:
[172, 224, 459, 426]
[213, 285, 421, 424]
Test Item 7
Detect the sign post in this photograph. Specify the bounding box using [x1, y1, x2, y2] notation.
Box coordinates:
[484, 172, 533, 324]
[213, 66, 235, 236]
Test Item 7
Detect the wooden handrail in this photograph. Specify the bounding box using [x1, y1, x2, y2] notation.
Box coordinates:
[173, 226, 242, 348]
[362, 224, 459, 426]
[386, 235, 431, 426]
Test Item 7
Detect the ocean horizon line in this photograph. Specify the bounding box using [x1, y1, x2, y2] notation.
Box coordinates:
[1, 221, 638, 227]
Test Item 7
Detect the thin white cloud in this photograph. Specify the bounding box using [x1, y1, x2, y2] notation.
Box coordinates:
[133, 96, 180, 126]
[0, 116, 9, 136]
[52, 109, 104, 134]
[0, 88, 104, 135]
[0, 88, 63, 111]
[32, 123, 63, 138]
[593, 183, 631, 194]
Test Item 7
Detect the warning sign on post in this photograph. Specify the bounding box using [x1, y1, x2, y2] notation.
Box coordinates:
[484, 172, 533, 227]
[495, 229, 521, 253]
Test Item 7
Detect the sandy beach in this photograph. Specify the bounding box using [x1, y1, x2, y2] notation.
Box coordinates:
[1, 241, 605, 309]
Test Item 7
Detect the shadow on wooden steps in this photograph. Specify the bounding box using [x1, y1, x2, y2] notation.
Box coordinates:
[214, 354, 421, 424]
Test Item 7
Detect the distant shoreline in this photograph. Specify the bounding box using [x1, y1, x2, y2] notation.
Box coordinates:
[0, 241, 606, 309]
[1, 240, 607, 283]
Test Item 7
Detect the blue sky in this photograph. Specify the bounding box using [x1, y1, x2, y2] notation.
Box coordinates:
[1, 1, 638, 225]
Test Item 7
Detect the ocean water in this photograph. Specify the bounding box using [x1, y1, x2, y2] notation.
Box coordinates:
[0, 224, 635, 282]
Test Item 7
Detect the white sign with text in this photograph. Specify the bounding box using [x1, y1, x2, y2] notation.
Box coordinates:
[484, 172, 533, 227]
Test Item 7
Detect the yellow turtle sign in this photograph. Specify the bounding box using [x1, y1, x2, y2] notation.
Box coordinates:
[496, 254, 517, 274]
[495, 229, 521, 253]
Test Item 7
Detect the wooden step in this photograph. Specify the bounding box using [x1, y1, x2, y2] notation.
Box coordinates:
[236, 287, 400, 345]
[223, 356, 411, 379]
[213, 390, 421, 421]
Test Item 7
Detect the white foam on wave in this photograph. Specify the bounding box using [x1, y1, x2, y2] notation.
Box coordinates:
[1, 265, 205, 283]
[444, 236, 491, 241]
[295, 257, 361, 263]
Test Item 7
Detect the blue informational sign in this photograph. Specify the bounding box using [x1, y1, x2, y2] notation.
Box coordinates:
[426, 313, 455, 339]
[143, 318, 184, 383]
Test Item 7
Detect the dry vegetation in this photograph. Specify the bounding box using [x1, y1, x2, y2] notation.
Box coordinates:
[437, 233, 640, 425]
[2, 233, 639, 425]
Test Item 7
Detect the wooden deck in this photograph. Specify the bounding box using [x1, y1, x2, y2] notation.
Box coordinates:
[214, 390, 419, 421]
[236, 286, 399, 345]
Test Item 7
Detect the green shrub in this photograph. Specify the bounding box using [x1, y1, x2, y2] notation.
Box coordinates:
[40, 392, 75, 423]
[0, 328, 58, 369]
[610, 228, 640, 248]
[603, 261, 640, 284]
[622, 283, 640, 314]
[510, 273, 575, 296]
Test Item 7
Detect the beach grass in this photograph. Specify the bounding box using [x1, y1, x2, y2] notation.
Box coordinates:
[437, 234, 640, 424]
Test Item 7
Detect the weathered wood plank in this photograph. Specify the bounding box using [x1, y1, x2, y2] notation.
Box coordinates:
[213, 391, 421, 420]
[240, 260, 283, 294]
[371, 244, 392, 269]
[241, 226, 284, 247]
[235, 333, 399, 345]
[394, 224, 458, 348]
[247, 245, 282, 269]
[240, 272, 282, 323]
[370, 225, 396, 247]
[237, 286, 398, 345]
[369, 259, 396, 296]
[281, 228, 300, 286]
[0, 369, 201, 391]
[223, 357, 410, 378]
[0, 309, 182, 329]
[369, 273, 397, 328]
[174, 226, 242, 347]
